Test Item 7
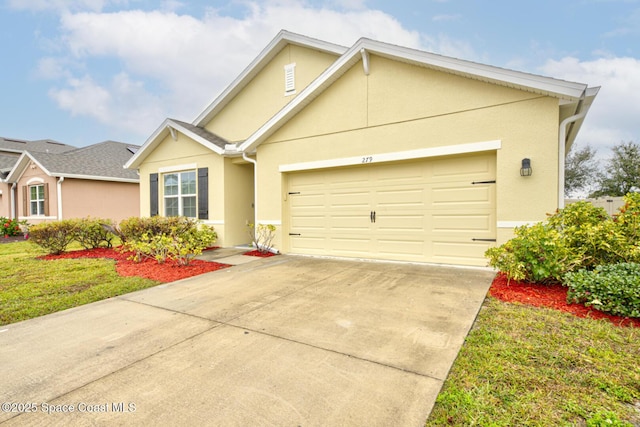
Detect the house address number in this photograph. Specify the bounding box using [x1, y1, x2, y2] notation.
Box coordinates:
[361, 156, 373, 164]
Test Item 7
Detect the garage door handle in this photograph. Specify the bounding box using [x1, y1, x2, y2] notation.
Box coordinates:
[472, 238, 496, 242]
[370, 210, 376, 223]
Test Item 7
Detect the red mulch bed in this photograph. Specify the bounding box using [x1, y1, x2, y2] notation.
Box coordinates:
[40, 247, 230, 283]
[243, 250, 277, 257]
[490, 273, 639, 328]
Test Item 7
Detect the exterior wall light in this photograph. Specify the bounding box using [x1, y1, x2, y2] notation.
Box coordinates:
[520, 158, 532, 176]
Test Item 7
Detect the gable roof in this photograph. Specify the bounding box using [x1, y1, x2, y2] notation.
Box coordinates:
[7, 140, 140, 183]
[124, 118, 230, 169]
[0, 137, 76, 155]
[238, 37, 599, 153]
[125, 30, 346, 170]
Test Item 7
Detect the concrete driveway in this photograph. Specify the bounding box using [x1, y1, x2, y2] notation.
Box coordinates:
[0, 255, 494, 426]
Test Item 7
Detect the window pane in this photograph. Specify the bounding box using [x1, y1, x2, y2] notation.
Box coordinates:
[37, 185, 45, 199]
[164, 174, 178, 196]
[181, 171, 196, 195]
[182, 196, 196, 218]
[38, 201, 45, 215]
[30, 186, 37, 200]
[31, 201, 38, 216]
[165, 198, 179, 217]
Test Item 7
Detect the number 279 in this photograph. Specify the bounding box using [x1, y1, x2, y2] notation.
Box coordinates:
[362, 156, 373, 164]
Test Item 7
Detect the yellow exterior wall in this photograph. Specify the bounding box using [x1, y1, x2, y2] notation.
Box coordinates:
[139, 131, 227, 243]
[204, 44, 339, 142]
[256, 54, 561, 251]
[223, 159, 254, 246]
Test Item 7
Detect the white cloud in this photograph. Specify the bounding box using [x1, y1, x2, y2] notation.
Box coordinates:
[7, 0, 126, 12]
[44, 1, 437, 137]
[540, 56, 640, 158]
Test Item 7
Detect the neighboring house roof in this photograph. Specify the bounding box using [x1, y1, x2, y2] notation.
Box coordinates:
[238, 37, 600, 153]
[0, 137, 75, 155]
[7, 140, 140, 183]
[125, 30, 347, 170]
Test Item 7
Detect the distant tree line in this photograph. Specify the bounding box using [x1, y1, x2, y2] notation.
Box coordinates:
[565, 140, 640, 198]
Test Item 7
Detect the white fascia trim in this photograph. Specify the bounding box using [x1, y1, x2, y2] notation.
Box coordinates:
[6, 152, 51, 182]
[158, 163, 198, 173]
[167, 120, 225, 155]
[279, 140, 501, 172]
[497, 221, 541, 228]
[257, 220, 282, 226]
[193, 30, 347, 127]
[51, 174, 139, 183]
[366, 39, 588, 100]
[19, 215, 58, 221]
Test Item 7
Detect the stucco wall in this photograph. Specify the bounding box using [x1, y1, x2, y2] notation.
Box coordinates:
[255, 54, 561, 250]
[60, 179, 139, 223]
[0, 182, 11, 218]
[204, 44, 339, 142]
[223, 158, 254, 246]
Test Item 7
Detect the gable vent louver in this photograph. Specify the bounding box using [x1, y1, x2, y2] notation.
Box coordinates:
[284, 63, 296, 95]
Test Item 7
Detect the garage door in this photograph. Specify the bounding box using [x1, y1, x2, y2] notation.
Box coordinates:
[286, 152, 496, 266]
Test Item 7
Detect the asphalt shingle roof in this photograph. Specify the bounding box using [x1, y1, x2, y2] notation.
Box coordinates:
[0, 137, 75, 154]
[170, 119, 229, 150]
[28, 140, 140, 181]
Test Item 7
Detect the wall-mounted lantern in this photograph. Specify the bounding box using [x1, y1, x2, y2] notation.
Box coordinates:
[520, 158, 532, 177]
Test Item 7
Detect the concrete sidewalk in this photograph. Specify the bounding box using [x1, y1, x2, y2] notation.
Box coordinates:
[0, 255, 495, 426]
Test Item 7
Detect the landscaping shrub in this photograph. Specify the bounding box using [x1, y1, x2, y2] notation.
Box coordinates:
[565, 263, 640, 318]
[74, 218, 116, 249]
[121, 216, 217, 266]
[1, 217, 26, 237]
[486, 196, 640, 283]
[485, 223, 581, 283]
[247, 223, 276, 254]
[29, 220, 79, 255]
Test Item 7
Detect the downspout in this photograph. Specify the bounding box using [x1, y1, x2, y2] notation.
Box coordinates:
[57, 176, 65, 220]
[10, 182, 16, 220]
[242, 152, 258, 245]
[558, 109, 587, 209]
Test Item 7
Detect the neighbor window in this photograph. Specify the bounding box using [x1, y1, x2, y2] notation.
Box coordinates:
[30, 184, 45, 216]
[163, 171, 196, 217]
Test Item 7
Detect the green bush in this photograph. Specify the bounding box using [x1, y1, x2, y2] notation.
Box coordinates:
[565, 263, 640, 318]
[29, 220, 79, 255]
[74, 218, 116, 249]
[486, 196, 640, 283]
[121, 216, 217, 266]
[1, 217, 27, 237]
[485, 223, 581, 283]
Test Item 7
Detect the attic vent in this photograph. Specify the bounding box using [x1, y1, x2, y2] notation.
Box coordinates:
[284, 63, 296, 95]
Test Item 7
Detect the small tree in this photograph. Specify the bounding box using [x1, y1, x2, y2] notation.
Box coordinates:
[564, 144, 600, 197]
[591, 141, 640, 197]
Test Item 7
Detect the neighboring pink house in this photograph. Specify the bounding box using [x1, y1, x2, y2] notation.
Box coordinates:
[1, 138, 140, 225]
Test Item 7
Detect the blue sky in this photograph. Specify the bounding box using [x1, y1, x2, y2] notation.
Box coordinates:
[1, 0, 639, 162]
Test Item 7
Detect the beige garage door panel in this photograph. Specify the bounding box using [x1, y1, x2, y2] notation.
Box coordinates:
[287, 153, 496, 265]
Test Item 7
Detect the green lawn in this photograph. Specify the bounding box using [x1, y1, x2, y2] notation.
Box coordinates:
[426, 298, 640, 426]
[1, 241, 638, 425]
[0, 241, 160, 326]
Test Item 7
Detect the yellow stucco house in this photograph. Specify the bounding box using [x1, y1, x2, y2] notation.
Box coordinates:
[125, 30, 599, 267]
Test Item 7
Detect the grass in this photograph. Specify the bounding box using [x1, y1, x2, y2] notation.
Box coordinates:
[426, 298, 640, 426]
[0, 241, 160, 326]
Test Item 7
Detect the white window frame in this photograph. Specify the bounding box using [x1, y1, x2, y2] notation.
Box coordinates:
[29, 184, 45, 216]
[163, 170, 197, 218]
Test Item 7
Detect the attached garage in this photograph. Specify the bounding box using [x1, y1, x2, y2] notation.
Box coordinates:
[286, 152, 496, 266]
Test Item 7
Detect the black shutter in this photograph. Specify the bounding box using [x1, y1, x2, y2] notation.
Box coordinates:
[198, 168, 208, 220]
[150, 173, 159, 216]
